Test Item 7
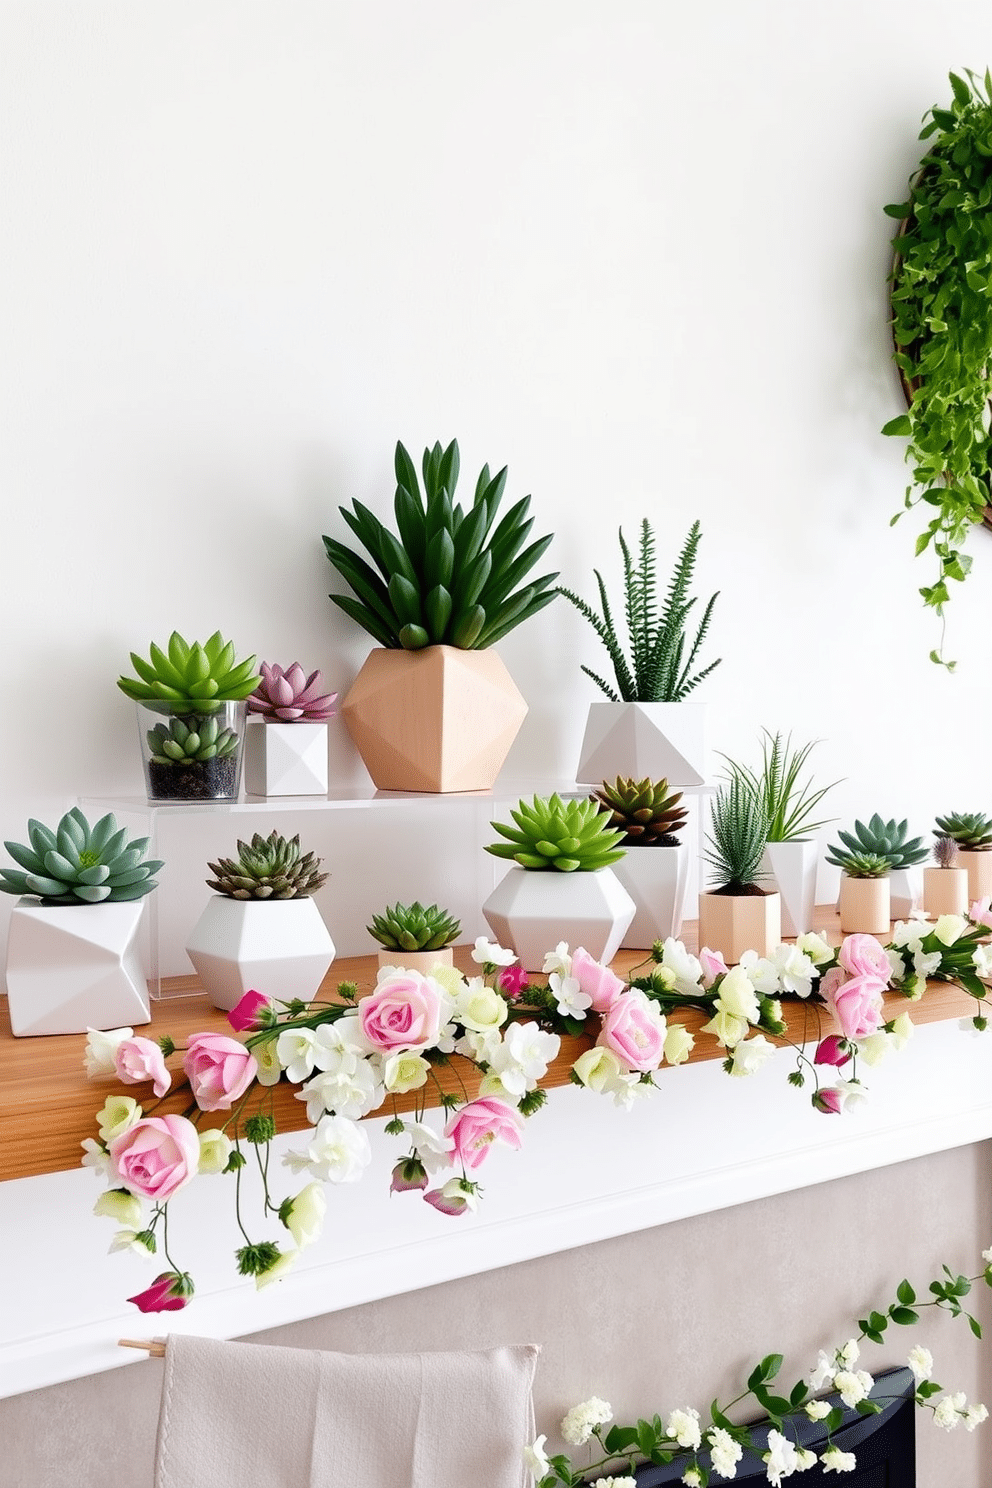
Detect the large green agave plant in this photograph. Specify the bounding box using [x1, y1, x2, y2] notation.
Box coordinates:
[486, 793, 626, 872]
[0, 808, 163, 905]
[323, 439, 558, 651]
[118, 631, 260, 705]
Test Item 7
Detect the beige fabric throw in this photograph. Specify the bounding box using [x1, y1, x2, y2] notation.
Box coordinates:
[154, 1333, 539, 1488]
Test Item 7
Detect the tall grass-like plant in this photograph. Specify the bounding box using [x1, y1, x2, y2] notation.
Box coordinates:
[558, 519, 720, 702]
[721, 732, 838, 843]
[704, 779, 770, 894]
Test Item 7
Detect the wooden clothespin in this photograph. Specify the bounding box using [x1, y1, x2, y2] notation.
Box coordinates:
[119, 1338, 166, 1357]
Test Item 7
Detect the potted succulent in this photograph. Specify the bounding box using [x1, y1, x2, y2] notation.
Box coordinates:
[722, 732, 838, 937]
[367, 901, 461, 973]
[924, 834, 969, 917]
[118, 631, 260, 802]
[698, 779, 780, 963]
[934, 812, 992, 904]
[244, 662, 337, 797]
[185, 831, 334, 1010]
[558, 519, 719, 786]
[829, 815, 927, 919]
[825, 839, 891, 936]
[482, 793, 634, 970]
[590, 776, 691, 947]
[323, 438, 557, 792]
[0, 808, 162, 1035]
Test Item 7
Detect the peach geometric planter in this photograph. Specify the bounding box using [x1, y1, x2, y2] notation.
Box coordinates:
[375, 947, 455, 975]
[342, 646, 528, 793]
[838, 875, 890, 935]
[923, 866, 969, 917]
[697, 890, 780, 964]
[959, 850, 992, 906]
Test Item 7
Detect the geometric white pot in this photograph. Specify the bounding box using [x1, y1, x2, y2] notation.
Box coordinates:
[889, 865, 923, 921]
[482, 866, 636, 973]
[612, 844, 691, 948]
[4, 898, 150, 1037]
[576, 702, 707, 787]
[761, 840, 818, 937]
[244, 720, 329, 797]
[185, 896, 336, 1011]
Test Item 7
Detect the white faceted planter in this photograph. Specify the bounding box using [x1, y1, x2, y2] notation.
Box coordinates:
[761, 840, 818, 937]
[612, 844, 691, 949]
[482, 866, 635, 972]
[5, 898, 150, 1037]
[576, 702, 706, 787]
[889, 866, 923, 920]
[186, 897, 336, 1011]
[244, 720, 329, 796]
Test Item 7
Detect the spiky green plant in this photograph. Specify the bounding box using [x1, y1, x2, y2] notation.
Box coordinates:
[118, 631, 260, 705]
[558, 519, 720, 702]
[322, 439, 558, 651]
[934, 812, 992, 849]
[368, 901, 461, 952]
[146, 715, 241, 766]
[933, 834, 959, 869]
[824, 846, 892, 879]
[206, 832, 328, 900]
[831, 814, 927, 869]
[590, 776, 688, 847]
[0, 808, 162, 905]
[486, 794, 626, 872]
[704, 779, 770, 892]
[721, 731, 838, 843]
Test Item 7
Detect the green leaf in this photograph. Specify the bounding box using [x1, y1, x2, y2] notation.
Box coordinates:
[969, 1314, 983, 1338]
[897, 1278, 917, 1305]
[950, 71, 972, 106]
[889, 1305, 919, 1326]
[881, 413, 912, 437]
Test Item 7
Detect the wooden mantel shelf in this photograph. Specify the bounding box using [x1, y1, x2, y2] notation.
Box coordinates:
[0, 915, 979, 1184]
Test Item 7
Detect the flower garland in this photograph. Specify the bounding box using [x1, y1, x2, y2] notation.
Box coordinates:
[81, 912, 992, 1310]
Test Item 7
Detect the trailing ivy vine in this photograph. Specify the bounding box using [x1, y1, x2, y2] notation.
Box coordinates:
[883, 69, 992, 666]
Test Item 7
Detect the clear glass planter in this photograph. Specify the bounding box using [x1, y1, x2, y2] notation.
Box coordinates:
[136, 699, 247, 803]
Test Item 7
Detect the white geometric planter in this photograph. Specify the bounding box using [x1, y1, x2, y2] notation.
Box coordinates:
[612, 844, 691, 949]
[185, 897, 336, 1011]
[761, 840, 818, 938]
[482, 867, 636, 972]
[244, 720, 329, 796]
[5, 898, 150, 1037]
[576, 702, 706, 787]
[889, 866, 923, 921]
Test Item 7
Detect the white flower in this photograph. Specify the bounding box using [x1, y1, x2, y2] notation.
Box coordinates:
[96, 1095, 141, 1143]
[964, 1402, 988, 1431]
[663, 1023, 695, 1065]
[283, 1114, 372, 1184]
[666, 1407, 701, 1450]
[973, 944, 992, 980]
[833, 1079, 869, 1113]
[277, 1028, 317, 1083]
[455, 978, 509, 1033]
[912, 949, 943, 981]
[908, 1345, 933, 1382]
[763, 1427, 800, 1484]
[488, 1021, 560, 1095]
[455, 1028, 503, 1065]
[381, 1052, 430, 1094]
[108, 1228, 151, 1254]
[805, 1399, 832, 1421]
[933, 1391, 967, 1429]
[982, 1245, 992, 1264]
[313, 1015, 368, 1062]
[890, 920, 924, 952]
[837, 1338, 859, 1366]
[661, 937, 704, 995]
[708, 1425, 743, 1477]
[808, 1351, 836, 1392]
[80, 1138, 111, 1179]
[523, 1434, 550, 1479]
[729, 1034, 775, 1078]
[592, 1479, 636, 1488]
[889, 1012, 914, 1050]
[296, 1059, 382, 1122]
[820, 1446, 856, 1473]
[473, 936, 516, 967]
[93, 1189, 143, 1227]
[560, 1396, 613, 1446]
[255, 1248, 299, 1289]
[681, 1473, 702, 1488]
[573, 1046, 627, 1092]
[700, 1008, 749, 1049]
[737, 950, 780, 996]
[933, 913, 968, 945]
[83, 1026, 134, 1078]
[197, 1129, 233, 1174]
[542, 941, 572, 978]
[796, 930, 833, 966]
[885, 948, 907, 983]
[834, 1368, 873, 1408]
[254, 1038, 283, 1086]
[795, 1448, 817, 1470]
[549, 971, 592, 1019]
[283, 1181, 327, 1248]
[715, 965, 760, 1023]
[401, 1118, 456, 1174]
[856, 1032, 890, 1066]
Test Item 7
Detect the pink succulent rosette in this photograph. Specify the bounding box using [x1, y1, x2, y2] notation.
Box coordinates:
[359, 971, 446, 1052]
[183, 1032, 258, 1112]
[247, 662, 337, 721]
[109, 1115, 201, 1201]
[821, 965, 886, 1041]
[571, 946, 625, 1012]
[597, 989, 666, 1072]
[837, 934, 892, 983]
[114, 1036, 171, 1098]
[444, 1096, 525, 1170]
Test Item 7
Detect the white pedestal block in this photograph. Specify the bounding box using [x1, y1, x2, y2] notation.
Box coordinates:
[482, 866, 635, 972]
[244, 721, 329, 796]
[5, 898, 150, 1036]
[185, 896, 336, 1010]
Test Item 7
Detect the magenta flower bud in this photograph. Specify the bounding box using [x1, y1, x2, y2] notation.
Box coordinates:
[390, 1157, 428, 1193]
[497, 965, 530, 1000]
[423, 1179, 476, 1216]
[127, 1271, 194, 1313]
[812, 1087, 843, 1115]
[813, 1034, 851, 1068]
[227, 989, 274, 1033]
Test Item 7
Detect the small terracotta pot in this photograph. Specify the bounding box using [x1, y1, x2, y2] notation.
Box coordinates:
[923, 867, 968, 917]
[958, 850, 992, 906]
[696, 890, 781, 964]
[839, 875, 890, 935]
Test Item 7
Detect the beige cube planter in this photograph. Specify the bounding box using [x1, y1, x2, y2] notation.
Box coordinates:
[838, 875, 890, 935]
[923, 866, 969, 917]
[697, 890, 780, 964]
[342, 646, 527, 793]
[959, 850, 992, 906]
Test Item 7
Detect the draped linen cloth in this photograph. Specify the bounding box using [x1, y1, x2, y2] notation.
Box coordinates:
[154, 1333, 539, 1488]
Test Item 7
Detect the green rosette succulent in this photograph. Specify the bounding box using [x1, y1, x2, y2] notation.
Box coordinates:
[824, 847, 892, 879]
[146, 715, 241, 766]
[206, 831, 328, 900]
[486, 793, 626, 872]
[590, 776, 688, 846]
[934, 812, 992, 850]
[0, 808, 163, 905]
[832, 814, 927, 869]
[368, 902, 461, 952]
[118, 631, 260, 705]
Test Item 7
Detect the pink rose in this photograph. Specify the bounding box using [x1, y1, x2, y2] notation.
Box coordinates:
[698, 946, 730, 989]
[359, 971, 445, 1052]
[227, 989, 274, 1032]
[444, 1097, 525, 1170]
[115, 1037, 171, 1098]
[183, 1032, 258, 1111]
[838, 934, 892, 983]
[824, 969, 886, 1040]
[813, 1033, 852, 1068]
[597, 989, 666, 1072]
[571, 946, 625, 1012]
[109, 1115, 200, 1200]
[971, 897, 992, 929]
[127, 1271, 193, 1313]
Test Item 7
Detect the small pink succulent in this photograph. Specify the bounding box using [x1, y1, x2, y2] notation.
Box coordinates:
[247, 662, 337, 722]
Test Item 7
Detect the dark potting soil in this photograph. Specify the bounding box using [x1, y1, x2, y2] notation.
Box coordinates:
[146, 757, 239, 801]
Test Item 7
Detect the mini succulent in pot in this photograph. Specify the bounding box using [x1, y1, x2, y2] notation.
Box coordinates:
[486, 794, 626, 872]
[703, 779, 770, 894]
[206, 832, 328, 900]
[830, 815, 927, 870]
[323, 439, 558, 651]
[824, 847, 892, 879]
[0, 808, 162, 905]
[146, 715, 241, 765]
[368, 901, 461, 953]
[247, 663, 337, 722]
[934, 812, 992, 850]
[590, 776, 688, 846]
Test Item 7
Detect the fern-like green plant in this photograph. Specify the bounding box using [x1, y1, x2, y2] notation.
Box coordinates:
[721, 732, 838, 843]
[558, 519, 720, 701]
[704, 779, 770, 893]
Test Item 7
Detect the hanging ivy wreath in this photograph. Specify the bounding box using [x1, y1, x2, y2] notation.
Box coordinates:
[883, 69, 992, 666]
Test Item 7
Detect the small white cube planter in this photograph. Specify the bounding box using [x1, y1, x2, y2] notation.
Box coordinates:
[186, 896, 336, 1011]
[612, 844, 691, 949]
[482, 866, 635, 973]
[5, 897, 150, 1037]
[244, 721, 329, 796]
[576, 702, 706, 787]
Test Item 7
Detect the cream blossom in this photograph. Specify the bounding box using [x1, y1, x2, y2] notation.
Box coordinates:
[795, 930, 834, 966]
[455, 978, 509, 1033]
[661, 938, 703, 995]
[96, 1095, 141, 1144]
[908, 1345, 933, 1382]
[729, 1033, 775, 1077]
[84, 1026, 134, 1078]
[665, 1406, 701, 1450]
[715, 964, 760, 1023]
[933, 913, 968, 945]
[197, 1129, 233, 1174]
[472, 936, 516, 967]
[381, 1052, 430, 1094]
[283, 1181, 327, 1248]
[933, 1391, 967, 1429]
[821, 1446, 856, 1473]
[663, 1023, 695, 1065]
[834, 1368, 873, 1408]
[700, 1007, 750, 1049]
[805, 1399, 832, 1421]
[707, 1425, 743, 1477]
[255, 1248, 299, 1289]
[93, 1189, 143, 1227]
[973, 944, 992, 980]
[561, 1396, 613, 1446]
[253, 1039, 283, 1086]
